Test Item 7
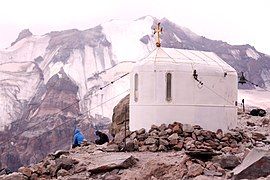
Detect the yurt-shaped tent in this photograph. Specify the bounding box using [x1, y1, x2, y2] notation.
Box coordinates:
[129, 47, 238, 132]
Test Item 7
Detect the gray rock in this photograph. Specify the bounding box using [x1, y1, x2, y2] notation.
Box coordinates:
[168, 133, 179, 141]
[183, 124, 194, 133]
[55, 156, 79, 171]
[57, 169, 70, 177]
[137, 128, 146, 135]
[159, 138, 169, 146]
[105, 144, 119, 152]
[18, 167, 32, 177]
[252, 132, 266, 141]
[137, 133, 148, 141]
[158, 145, 167, 151]
[88, 155, 137, 174]
[165, 128, 173, 135]
[159, 123, 167, 131]
[129, 132, 137, 140]
[187, 163, 204, 177]
[145, 137, 158, 145]
[148, 144, 158, 152]
[139, 145, 148, 152]
[214, 155, 240, 170]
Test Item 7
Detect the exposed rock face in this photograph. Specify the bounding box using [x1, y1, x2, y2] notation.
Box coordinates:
[0, 70, 80, 171]
[110, 95, 129, 136]
[11, 29, 33, 46]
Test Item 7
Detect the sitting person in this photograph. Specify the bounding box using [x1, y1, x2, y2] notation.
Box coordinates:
[72, 129, 85, 148]
[95, 131, 109, 145]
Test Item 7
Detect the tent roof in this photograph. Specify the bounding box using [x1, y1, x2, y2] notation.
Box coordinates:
[136, 47, 235, 72]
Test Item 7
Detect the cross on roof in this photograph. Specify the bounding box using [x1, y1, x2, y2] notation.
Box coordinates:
[154, 22, 163, 47]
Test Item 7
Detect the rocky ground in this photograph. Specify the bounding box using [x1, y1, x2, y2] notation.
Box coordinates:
[1, 108, 270, 180]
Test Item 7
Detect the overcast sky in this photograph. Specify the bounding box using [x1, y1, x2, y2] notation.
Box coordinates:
[0, 0, 269, 54]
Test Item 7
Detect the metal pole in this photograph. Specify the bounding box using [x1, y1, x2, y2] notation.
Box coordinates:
[242, 99, 245, 113]
[124, 106, 127, 152]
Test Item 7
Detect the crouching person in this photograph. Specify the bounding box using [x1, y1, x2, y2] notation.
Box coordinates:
[95, 131, 109, 145]
[72, 129, 85, 148]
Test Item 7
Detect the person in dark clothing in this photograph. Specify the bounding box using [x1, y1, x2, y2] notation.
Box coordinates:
[95, 131, 109, 145]
[72, 129, 85, 148]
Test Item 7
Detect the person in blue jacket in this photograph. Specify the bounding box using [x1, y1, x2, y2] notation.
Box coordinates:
[72, 129, 85, 148]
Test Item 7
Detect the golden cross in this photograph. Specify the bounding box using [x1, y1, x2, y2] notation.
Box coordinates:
[154, 22, 163, 47]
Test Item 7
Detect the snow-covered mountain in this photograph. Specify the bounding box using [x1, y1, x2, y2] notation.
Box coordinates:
[0, 16, 270, 170]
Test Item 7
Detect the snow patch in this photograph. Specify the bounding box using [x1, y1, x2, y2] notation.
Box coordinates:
[230, 49, 241, 60]
[238, 89, 270, 109]
[173, 33, 182, 42]
[101, 17, 155, 61]
[246, 48, 260, 60]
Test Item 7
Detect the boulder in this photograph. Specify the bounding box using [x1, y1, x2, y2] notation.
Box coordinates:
[18, 167, 32, 177]
[88, 155, 137, 174]
[148, 144, 158, 152]
[145, 137, 158, 145]
[218, 155, 241, 169]
[252, 132, 266, 141]
[57, 169, 70, 177]
[168, 133, 179, 141]
[137, 128, 146, 135]
[182, 124, 194, 133]
[233, 148, 270, 179]
[55, 156, 79, 172]
[187, 163, 204, 177]
[158, 145, 167, 151]
[159, 138, 169, 146]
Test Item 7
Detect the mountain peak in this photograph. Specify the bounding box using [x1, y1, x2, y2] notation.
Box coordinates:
[11, 29, 33, 46]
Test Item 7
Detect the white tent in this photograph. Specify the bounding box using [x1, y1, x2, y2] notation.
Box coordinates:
[129, 47, 238, 132]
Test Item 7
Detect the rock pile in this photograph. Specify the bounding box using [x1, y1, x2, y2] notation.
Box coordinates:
[110, 122, 268, 154]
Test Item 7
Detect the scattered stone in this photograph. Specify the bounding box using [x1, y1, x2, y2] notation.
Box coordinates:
[262, 118, 270, 125]
[173, 141, 184, 151]
[137, 128, 146, 135]
[139, 145, 148, 152]
[165, 128, 173, 135]
[172, 125, 182, 133]
[252, 132, 266, 141]
[159, 138, 169, 146]
[104, 174, 121, 180]
[187, 163, 204, 177]
[203, 170, 223, 176]
[88, 156, 138, 174]
[168, 133, 179, 141]
[182, 124, 194, 133]
[247, 121, 255, 126]
[158, 145, 167, 151]
[218, 155, 241, 169]
[145, 137, 158, 145]
[233, 148, 270, 179]
[55, 156, 79, 171]
[18, 167, 32, 177]
[105, 144, 119, 152]
[57, 169, 70, 177]
[148, 144, 158, 152]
